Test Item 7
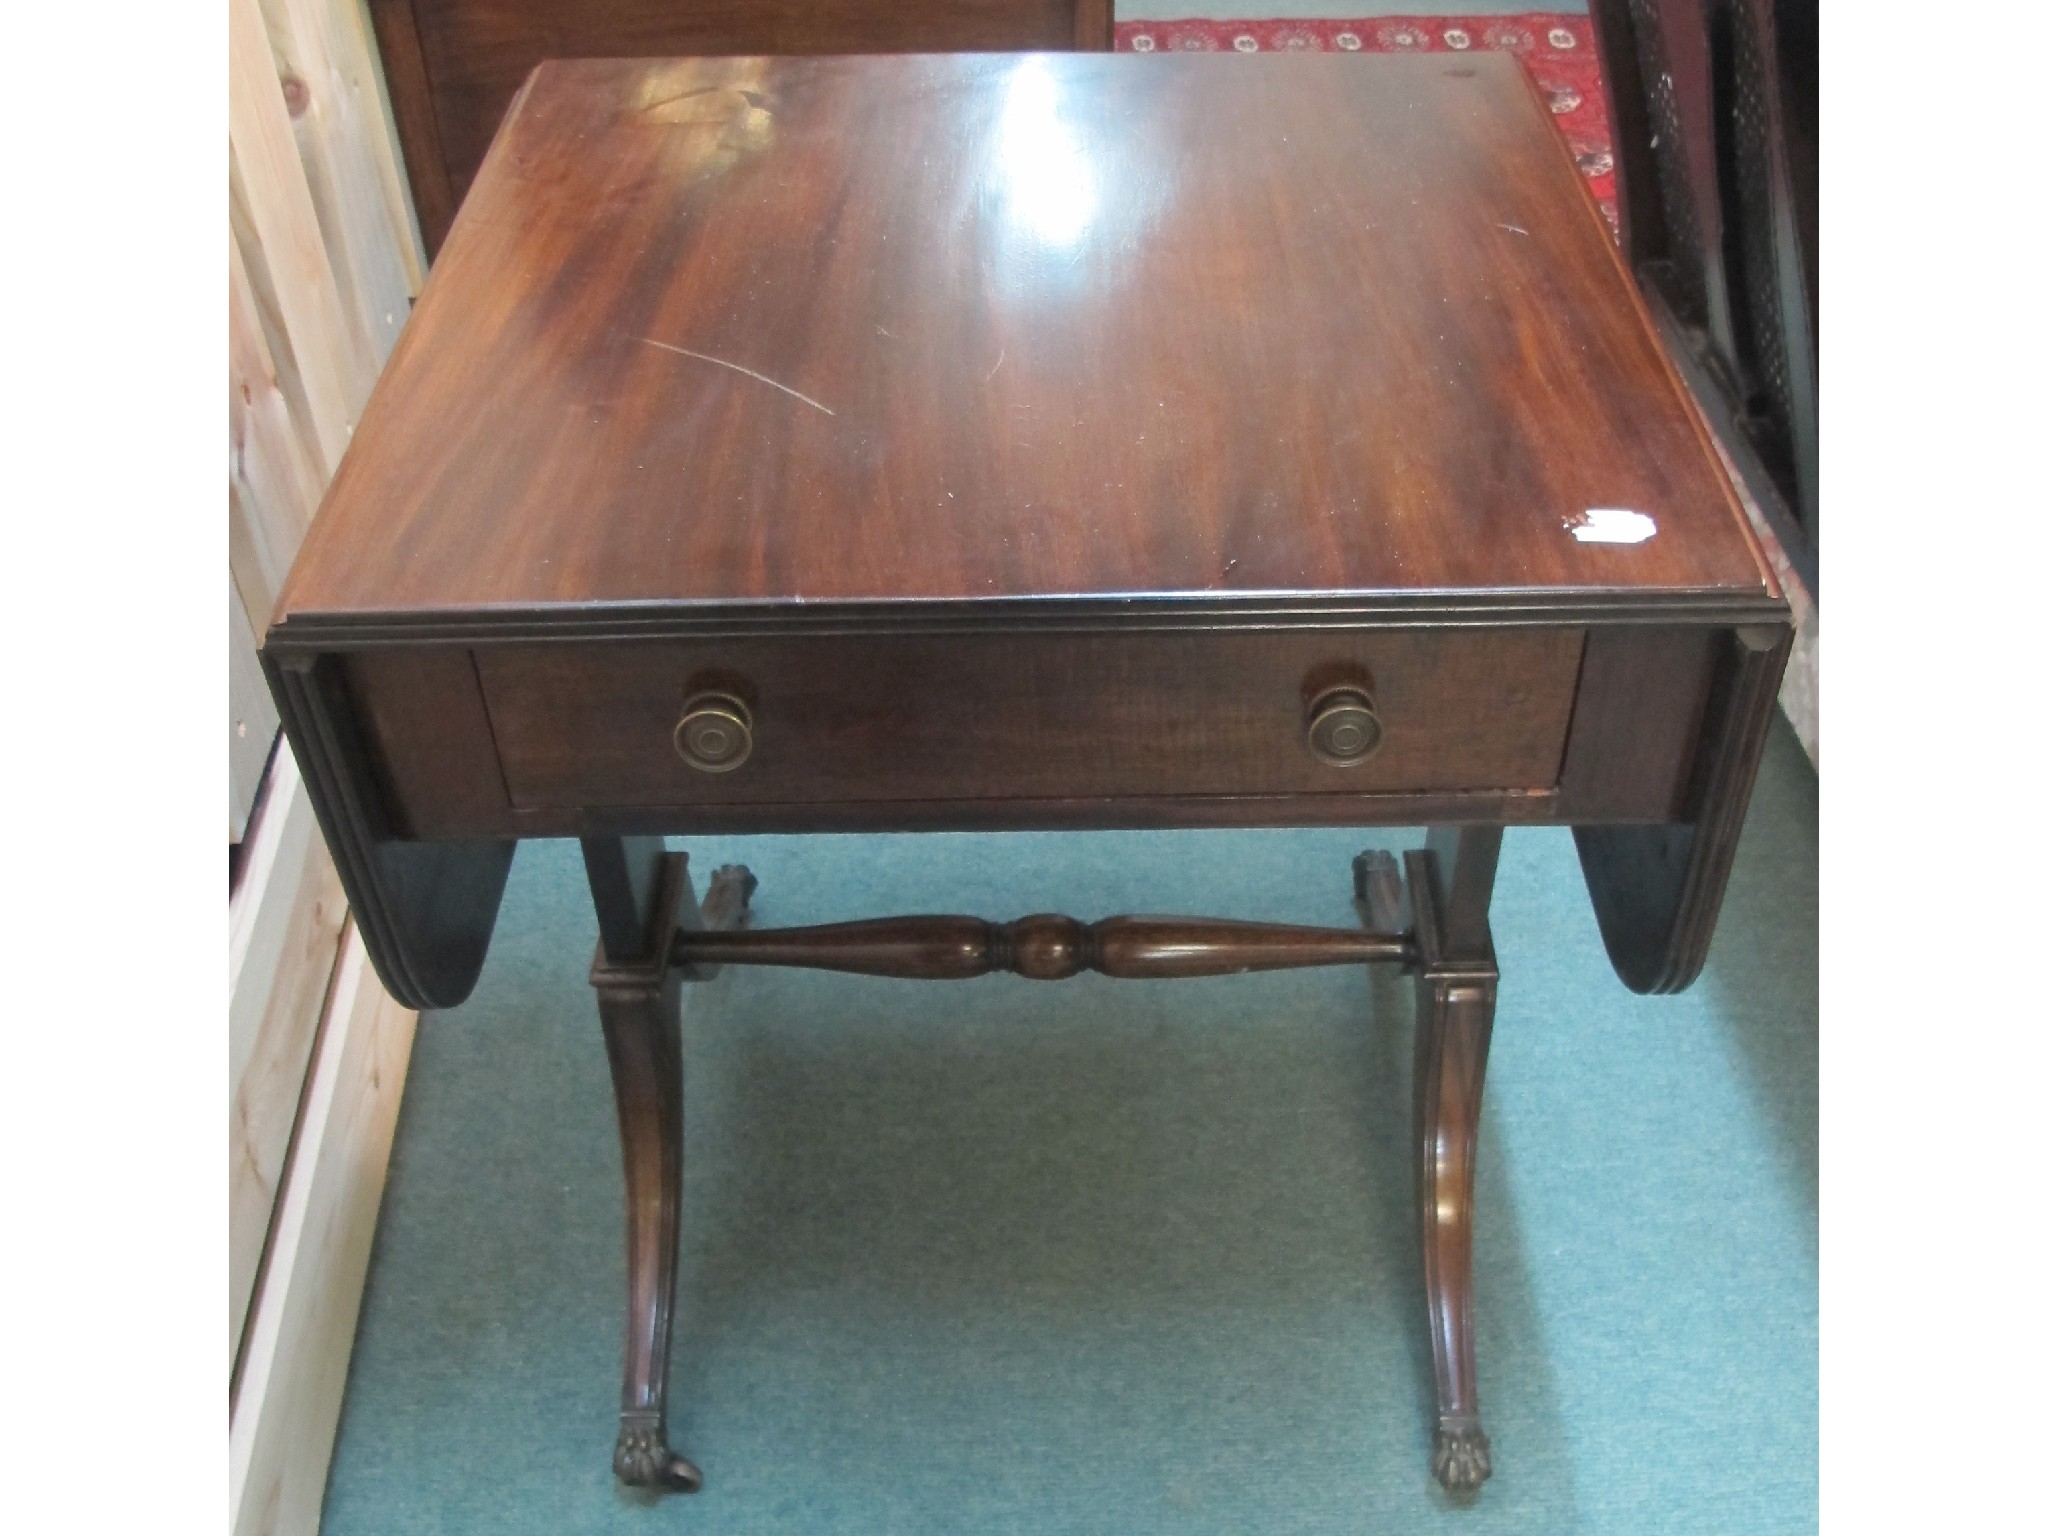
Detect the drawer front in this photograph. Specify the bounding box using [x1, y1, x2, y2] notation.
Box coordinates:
[474, 628, 1585, 810]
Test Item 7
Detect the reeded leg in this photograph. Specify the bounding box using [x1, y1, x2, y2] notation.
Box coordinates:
[1414, 965, 1497, 1490]
[1405, 828, 1502, 1493]
[585, 841, 754, 1494]
[595, 964, 698, 1490]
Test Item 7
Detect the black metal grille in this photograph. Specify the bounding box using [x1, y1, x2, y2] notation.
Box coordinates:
[1626, 0, 1711, 325]
[1727, 0, 1793, 438]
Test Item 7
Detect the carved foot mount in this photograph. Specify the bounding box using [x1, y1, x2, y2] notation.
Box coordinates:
[615, 1414, 703, 1493]
[1431, 1416, 1492, 1493]
[1407, 830, 1502, 1495]
[586, 842, 756, 1498]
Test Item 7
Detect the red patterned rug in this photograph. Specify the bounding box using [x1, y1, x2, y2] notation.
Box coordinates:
[1112, 14, 1617, 233]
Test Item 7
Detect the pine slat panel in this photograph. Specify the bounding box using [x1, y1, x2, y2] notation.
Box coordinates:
[229, 750, 347, 1361]
[230, 925, 417, 1536]
[227, 3, 428, 1523]
[229, 0, 371, 473]
[230, 231, 326, 631]
[230, 161, 328, 496]
[231, 581, 282, 840]
[258, 0, 422, 371]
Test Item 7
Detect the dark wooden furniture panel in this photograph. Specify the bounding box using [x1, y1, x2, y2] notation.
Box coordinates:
[472, 627, 1585, 809]
[268, 652, 515, 1007]
[1553, 624, 1716, 821]
[347, 648, 513, 836]
[276, 53, 1771, 628]
[1575, 622, 1788, 992]
[366, 0, 1113, 253]
[342, 619, 1746, 842]
[260, 55, 1791, 1498]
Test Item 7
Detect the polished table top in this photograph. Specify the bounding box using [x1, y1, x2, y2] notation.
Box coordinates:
[274, 51, 1772, 636]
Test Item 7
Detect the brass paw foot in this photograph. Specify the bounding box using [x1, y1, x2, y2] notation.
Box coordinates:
[615, 1419, 702, 1493]
[1431, 1417, 1492, 1492]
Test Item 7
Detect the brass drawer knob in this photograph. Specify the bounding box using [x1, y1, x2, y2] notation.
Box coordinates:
[1306, 686, 1384, 767]
[674, 693, 753, 773]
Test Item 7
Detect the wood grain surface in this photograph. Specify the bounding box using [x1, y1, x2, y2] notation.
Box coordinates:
[372, 0, 1109, 252]
[273, 52, 1772, 633]
[472, 627, 1585, 808]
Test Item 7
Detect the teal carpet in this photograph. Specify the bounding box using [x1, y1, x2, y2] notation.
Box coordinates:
[320, 718, 1816, 1536]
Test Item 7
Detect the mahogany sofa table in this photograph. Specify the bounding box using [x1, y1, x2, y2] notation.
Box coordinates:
[263, 51, 1788, 1498]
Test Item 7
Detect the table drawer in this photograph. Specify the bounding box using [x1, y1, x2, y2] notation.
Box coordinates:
[473, 628, 1585, 810]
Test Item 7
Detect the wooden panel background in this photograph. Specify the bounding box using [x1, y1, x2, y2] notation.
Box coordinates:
[229, 753, 347, 1357]
[230, 581, 280, 839]
[367, 0, 1114, 255]
[229, 1, 426, 1531]
[229, 925, 419, 1536]
[230, 0, 424, 732]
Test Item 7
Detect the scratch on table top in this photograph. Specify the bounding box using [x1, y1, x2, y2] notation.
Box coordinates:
[639, 84, 720, 114]
[1498, 222, 1529, 236]
[639, 337, 836, 416]
[985, 348, 1006, 383]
